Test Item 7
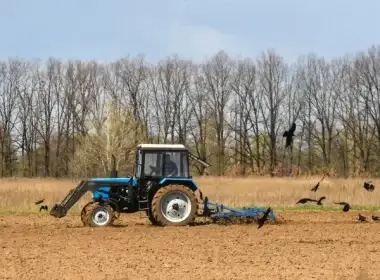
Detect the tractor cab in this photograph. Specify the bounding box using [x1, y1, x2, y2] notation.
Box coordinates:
[132, 144, 191, 210]
[135, 144, 190, 178]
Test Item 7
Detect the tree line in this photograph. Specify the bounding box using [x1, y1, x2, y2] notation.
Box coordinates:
[1, 45, 380, 178]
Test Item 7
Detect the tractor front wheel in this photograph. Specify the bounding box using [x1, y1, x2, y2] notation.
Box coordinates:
[146, 209, 159, 226]
[151, 184, 198, 226]
[83, 202, 114, 227]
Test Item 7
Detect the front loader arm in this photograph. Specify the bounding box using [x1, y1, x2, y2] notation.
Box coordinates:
[50, 180, 98, 218]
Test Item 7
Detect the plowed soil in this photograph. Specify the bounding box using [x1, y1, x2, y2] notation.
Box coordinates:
[1, 211, 380, 280]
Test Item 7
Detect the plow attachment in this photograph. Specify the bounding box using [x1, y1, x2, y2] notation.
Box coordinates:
[202, 197, 277, 225]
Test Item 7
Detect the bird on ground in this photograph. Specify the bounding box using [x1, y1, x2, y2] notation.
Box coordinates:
[311, 174, 326, 192]
[333, 202, 350, 212]
[372, 215, 380, 221]
[39, 205, 48, 212]
[283, 122, 296, 148]
[358, 214, 367, 222]
[257, 207, 272, 230]
[363, 181, 375, 192]
[35, 199, 45, 205]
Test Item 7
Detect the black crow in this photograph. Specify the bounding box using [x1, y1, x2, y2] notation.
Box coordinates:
[39, 205, 48, 212]
[35, 199, 45, 205]
[283, 122, 296, 148]
[358, 214, 367, 222]
[316, 196, 326, 205]
[296, 197, 325, 205]
[257, 207, 272, 230]
[333, 202, 350, 212]
[363, 181, 375, 192]
[311, 174, 326, 192]
[296, 198, 317, 204]
[372, 215, 380, 221]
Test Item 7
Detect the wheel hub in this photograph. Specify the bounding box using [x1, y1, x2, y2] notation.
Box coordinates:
[161, 192, 191, 223]
[92, 208, 110, 226]
[172, 203, 179, 211]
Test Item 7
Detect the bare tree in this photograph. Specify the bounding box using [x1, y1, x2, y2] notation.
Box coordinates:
[229, 58, 264, 174]
[0, 59, 22, 176]
[202, 51, 233, 175]
[257, 50, 288, 175]
[114, 55, 147, 144]
[13, 60, 37, 176]
[188, 64, 211, 175]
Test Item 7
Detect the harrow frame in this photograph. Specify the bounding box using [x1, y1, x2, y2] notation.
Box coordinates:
[202, 197, 277, 224]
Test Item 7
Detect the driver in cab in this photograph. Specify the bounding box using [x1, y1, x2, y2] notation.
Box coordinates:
[164, 154, 178, 177]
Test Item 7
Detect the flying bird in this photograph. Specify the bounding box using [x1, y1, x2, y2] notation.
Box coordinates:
[296, 198, 317, 204]
[333, 202, 350, 212]
[372, 215, 380, 221]
[257, 207, 272, 230]
[39, 205, 48, 212]
[316, 196, 326, 205]
[35, 199, 45, 205]
[363, 181, 375, 192]
[296, 196, 325, 205]
[358, 214, 367, 222]
[283, 122, 296, 148]
[311, 174, 326, 192]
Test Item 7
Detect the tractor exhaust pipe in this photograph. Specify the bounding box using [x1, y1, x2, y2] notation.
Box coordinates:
[110, 154, 118, 177]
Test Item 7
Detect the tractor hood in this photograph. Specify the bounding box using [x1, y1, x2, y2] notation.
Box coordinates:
[89, 177, 136, 184]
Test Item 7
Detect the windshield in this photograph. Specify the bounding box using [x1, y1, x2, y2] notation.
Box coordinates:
[142, 151, 189, 177]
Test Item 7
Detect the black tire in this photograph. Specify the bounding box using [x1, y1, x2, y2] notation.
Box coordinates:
[146, 209, 159, 225]
[151, 184, 198, 226]
[84, 202, 114, 227]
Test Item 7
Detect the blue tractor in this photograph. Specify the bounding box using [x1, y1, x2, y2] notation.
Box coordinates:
[50, 144, 210, 227]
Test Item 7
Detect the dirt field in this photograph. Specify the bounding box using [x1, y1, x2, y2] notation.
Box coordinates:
[1, 211, 380, 280]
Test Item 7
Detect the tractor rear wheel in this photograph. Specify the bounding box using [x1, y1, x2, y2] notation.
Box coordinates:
[151, 184, 198, 226]
[83, 202, 115, 227]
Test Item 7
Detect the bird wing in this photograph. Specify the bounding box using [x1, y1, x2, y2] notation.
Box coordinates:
[35, 199, 44, 205]
[263, 207, 271, 219]
[333, 201, 345, 205]
[257, 208, 271, 229]
[302, 198, 316, 202]
[311, 183, 319, 191]
[289, 122, 296, 134]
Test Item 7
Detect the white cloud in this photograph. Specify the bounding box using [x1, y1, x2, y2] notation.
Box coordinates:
[164, 24, 248, 62]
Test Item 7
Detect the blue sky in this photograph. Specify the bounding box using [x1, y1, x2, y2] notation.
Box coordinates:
[0, 0, 379, 64]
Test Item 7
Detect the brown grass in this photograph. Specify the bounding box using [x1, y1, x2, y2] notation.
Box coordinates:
[0, 176, 379, 213]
